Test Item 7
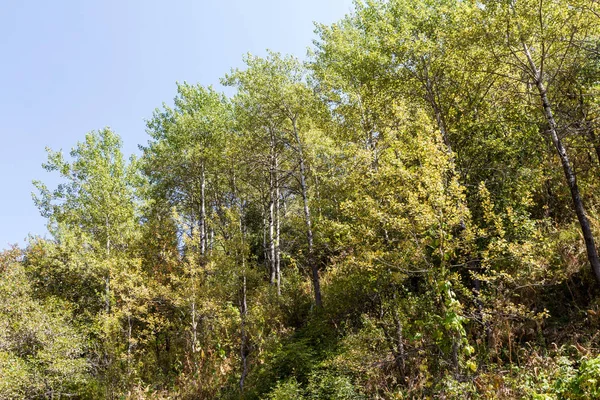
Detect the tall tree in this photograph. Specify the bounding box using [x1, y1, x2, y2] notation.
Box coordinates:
[224, 52, 324, 306]
[477, 0, 600, 283]
[143, 83, 232, 373]
[143, 83, 231, 254]
[33, 128, 138, 312]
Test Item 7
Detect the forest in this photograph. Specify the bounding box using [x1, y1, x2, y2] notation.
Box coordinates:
[3, 0, 600, 398]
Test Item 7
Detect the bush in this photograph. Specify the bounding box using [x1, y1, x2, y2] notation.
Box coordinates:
[0, 257, 96, 399]
[267, 377, 305, 400]
[556, 356, 600, 399]
[305, 370, 363, 400]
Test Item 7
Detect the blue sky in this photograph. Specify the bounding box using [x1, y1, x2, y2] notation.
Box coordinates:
[0, 0, 354, 249]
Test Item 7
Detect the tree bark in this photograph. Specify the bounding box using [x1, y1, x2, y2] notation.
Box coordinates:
[200, 163, 206, 256]
[105, 216, 111, 313]
[263, 214, 269, 275]
[127, 313, 133, 379]
[191, 299, 197, 354]
[269, 134, 276, 286]
[275, 167, 281, 296]
[239, 270, 248, 392]
[292, 119, 322, 307]
[236, 186, 249, 392]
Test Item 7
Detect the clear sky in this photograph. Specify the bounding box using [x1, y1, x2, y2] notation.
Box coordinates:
[0, 0, 354, 249]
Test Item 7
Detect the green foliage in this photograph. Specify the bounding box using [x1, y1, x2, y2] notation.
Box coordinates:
[33, 128, 138, 249]
[556, 356, 600, 400]
[305, 370, 363, 400]
[0, 249, 96, 399]
[266, 377, 304, 400]
[8, 0, 600, 398]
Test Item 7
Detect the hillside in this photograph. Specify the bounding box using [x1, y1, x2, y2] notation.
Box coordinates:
[3, 0, 600, 398]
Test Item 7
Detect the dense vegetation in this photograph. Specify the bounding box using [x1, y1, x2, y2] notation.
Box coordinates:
[4, 0, 600, 398]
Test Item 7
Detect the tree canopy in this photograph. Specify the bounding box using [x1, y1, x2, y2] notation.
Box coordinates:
[4, 0, 600, 398]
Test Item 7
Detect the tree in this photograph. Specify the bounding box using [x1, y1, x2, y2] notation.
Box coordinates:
[476, 0, 600, 283]
[0, 247, 94, 398]
[32, 128, 144, 396]
[33, 128, 138, 311]
[144, 83, 231, 256]
[224, 51, 325, 306]
[143, 84, 233, 376]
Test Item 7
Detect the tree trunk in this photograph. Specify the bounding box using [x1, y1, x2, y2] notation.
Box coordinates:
[523, 42, 600, 284]
[268, 131, 280, 291]
[239, 270, 248, 392]
[275, 171, 281, 296]
[105, 216, 111, 313]
[269, 141, 276, 286]
[191, 299, 197, 354]
[292, 119, 322, 307]
[200, 163, 206, 256]
[421, 59, 452, 153]
[127, 313, 133, 379]
[238, 196, 249, 392]
[263, 213, 269, 275]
